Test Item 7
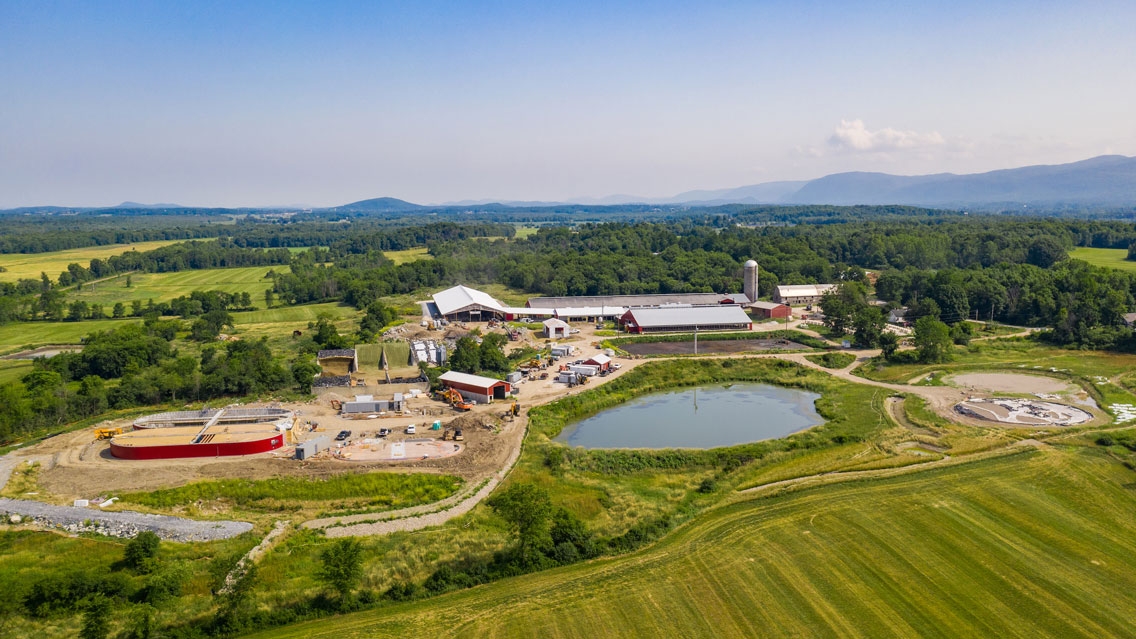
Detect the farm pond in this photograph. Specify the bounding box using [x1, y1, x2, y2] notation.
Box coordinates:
[554, 383, 822, 449]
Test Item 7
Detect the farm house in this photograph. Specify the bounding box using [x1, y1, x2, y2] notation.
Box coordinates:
[438, 371, 512, 404]
[747, 301, 791, 319]
[620, 306, 752, 334]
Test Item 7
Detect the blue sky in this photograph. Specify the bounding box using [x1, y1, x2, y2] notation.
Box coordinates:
[1, 1, 1134, 207]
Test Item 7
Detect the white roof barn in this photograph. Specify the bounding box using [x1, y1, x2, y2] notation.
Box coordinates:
[773, 284, 837, 304]
[621, 305, 752, 333]
[432, 285, 507, 319]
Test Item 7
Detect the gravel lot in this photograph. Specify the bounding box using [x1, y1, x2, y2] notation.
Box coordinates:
[0, 497, 252, 542]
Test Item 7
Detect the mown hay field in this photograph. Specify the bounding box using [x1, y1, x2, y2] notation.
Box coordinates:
[0, 318, 139, 353]
[1070, 247, 1136, 272]
[0, 240, 181, 281]
[67, 265, 286, 305]
[255, 447, 1136, 639]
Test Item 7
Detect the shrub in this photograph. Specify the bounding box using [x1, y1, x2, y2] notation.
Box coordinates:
[124, 531, 161, 573]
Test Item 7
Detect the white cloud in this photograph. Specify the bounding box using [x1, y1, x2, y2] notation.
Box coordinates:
[828, 119, 945, 152]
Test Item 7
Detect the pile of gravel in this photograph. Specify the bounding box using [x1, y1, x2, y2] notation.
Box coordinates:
[0, 497, 252, 542]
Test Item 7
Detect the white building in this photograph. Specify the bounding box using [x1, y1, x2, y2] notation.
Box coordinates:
[772, 284, 837, 306]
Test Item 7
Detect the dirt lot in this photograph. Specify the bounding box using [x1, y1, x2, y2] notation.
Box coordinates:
[949, 372, 1075, 394]
[13, 333, 646, 501]
[621, 338, 809, 356]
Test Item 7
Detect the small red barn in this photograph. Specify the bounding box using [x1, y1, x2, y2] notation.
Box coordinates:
[439, 371, 512, 404]
[583, 353, 612, 371]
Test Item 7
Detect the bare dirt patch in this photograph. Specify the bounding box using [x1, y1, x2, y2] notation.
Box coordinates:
[949, 372, 1073, 394]
[955, 398, 1093, 426]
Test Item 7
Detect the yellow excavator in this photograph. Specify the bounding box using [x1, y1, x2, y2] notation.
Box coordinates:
[438, 388, 473, 411]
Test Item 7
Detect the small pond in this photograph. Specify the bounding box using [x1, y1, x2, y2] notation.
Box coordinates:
[554, 383, 822, 449]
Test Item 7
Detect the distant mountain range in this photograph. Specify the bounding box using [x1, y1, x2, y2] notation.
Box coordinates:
[421, 155, 1136, 210]
[6, 155, 1135, 214]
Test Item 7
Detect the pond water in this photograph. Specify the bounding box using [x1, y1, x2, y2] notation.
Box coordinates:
[554, 383, 822, 449]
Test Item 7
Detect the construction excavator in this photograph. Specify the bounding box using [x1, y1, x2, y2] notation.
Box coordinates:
[438, 388, 473, 411]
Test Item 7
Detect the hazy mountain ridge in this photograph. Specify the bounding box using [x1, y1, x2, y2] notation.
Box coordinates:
[5, 155, 1134, 214]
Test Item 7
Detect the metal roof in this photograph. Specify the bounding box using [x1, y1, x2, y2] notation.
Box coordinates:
[501, 306, 554, 316]
[439, 370, 508, 389]
[774, 284, 836, 298]
[317, 349, 356, 359]
[585, 353, 612, 365]
[542, 318, 570, 328]
[432, 285, 506, 316]
[624, 305, 752, 328]
[527, 292, 749, 308]
[747, 301, 788, 310]
[554, 306, 627, 317]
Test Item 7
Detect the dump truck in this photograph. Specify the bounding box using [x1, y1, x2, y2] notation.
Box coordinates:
[94, 427, 122, 440]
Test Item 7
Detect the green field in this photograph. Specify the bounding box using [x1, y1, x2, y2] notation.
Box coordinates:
[0, 359, 33, 383]
[384, 247, 433, 265]
[1070, 247, 1136, 272]
[68, 265, 286, 305]
[0, 240, 181, 282]
[120, 472, 462, 516]
[0, 317, 139, 353]
[514, 225, 540, 239]
[254, 447, 1136, 638]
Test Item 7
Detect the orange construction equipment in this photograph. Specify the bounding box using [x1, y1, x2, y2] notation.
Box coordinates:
[439, 388, 474, 411]
[94, 427, 123, 440]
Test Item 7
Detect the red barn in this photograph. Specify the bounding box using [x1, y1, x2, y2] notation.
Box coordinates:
[747, 301, 791, 320]
[439, 371, 512, 404]
[583, 353, 612, 371]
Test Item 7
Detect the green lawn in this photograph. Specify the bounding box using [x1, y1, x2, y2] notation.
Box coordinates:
[1070, 247, 1136, 272]
[68, 265, 286, 305]
[0, 240, 181, 282]
[254, 447, 1136, 638]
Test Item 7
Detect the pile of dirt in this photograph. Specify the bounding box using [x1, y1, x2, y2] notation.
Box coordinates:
[447, 412, 504, 431]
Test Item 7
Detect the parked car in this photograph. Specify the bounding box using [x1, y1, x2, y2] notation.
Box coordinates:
[378, 428, 391, 437]
[335, 430, 351, 441]
[406, 424, 417, 435]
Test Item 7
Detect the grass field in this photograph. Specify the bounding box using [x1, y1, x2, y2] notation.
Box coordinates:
[254, 447, 1136, 638]
[120, 472, 462, 515]
[232, 302, 359, 341]
[1070, 247, 1136, 272]
[0, 240, 181, 282]
[514, 225, 540, 239]
[384, 247, 433, 265]
[67, 265, 286, 305]
[0, 359, 33, 383]
[0, 317, 139, 353]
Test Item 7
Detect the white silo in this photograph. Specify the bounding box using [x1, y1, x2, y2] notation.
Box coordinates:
[743, 259, 759, 302]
